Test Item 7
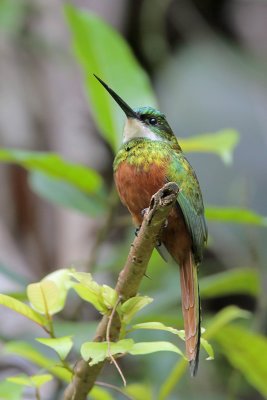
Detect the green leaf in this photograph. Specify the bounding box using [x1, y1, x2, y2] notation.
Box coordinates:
[90, 386, 115, 400]
[158, 360, 188, 400]
[7, 374, 53, 388]
[29, 171, 106, 216]
[36, 336, 73, 360]
[27, 280, 62, 315]
[71, 272, 118, 313]
[206, 206, 267, 226]
[180, 129, 239, 164]
[131, 321, 213, 359]
[200, 268, 260, 299]
[81, 338, 184, 365]
[0, 380, 23, 400]
[44, 268, 74, 291]
[204, 306, 251, 340]
[123, 384, 153, 400]
[72, 283, 106, 314]
[4, 341, 72, 382]
[81, 339, 134, 365]
[0, 148, 103, 195]
[100, 285, 118, 309]
[200, 337, 214, 360]
[215, 324, 267, 398]
[131, 321, 185, 340]
[27, 269, 73, 315]
[119, 296, 153, 324]
[0, 294, 47, 327]
[158, 306, 251, 400]
[64, 5, 156, 151]
[0, 0, 25, 34]
[129, 341, 184, 357]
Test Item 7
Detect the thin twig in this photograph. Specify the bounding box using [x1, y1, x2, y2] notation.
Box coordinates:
[106, 295, 126, 386]
[35, 387, 41, 400]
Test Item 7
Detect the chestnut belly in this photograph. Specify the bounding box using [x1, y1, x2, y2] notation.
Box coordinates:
[114, 161, 168, 225]
[114, 160, 192, 262]
[115, 159, 185, 230]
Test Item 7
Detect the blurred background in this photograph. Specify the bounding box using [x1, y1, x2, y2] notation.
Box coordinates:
[1, 0, 267, 399]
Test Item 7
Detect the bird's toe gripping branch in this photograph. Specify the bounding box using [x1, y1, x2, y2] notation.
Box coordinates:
[147, 182, 180, 225]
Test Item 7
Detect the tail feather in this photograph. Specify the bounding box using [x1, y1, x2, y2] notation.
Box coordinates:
[179, 251, 201, 377]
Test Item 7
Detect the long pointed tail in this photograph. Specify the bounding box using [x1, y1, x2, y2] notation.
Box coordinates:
[179, 251, 201, 377]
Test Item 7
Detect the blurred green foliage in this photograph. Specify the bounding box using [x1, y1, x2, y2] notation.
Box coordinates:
[0, 4, 266, 400]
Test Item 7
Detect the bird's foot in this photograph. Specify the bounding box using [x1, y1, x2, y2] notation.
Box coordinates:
[163, 219, 168, 228]
[156, 239, 162, 247]
[135, 226, 141, 237]
[141, 207, 149, 217]
[144, 272, 152, 280]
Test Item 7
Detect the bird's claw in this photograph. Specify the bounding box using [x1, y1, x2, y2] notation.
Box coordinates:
[141, 207, 149, 217]
[135, 226, 141, 237]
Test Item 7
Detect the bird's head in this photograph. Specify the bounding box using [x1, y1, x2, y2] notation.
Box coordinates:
[94, 75, 175, 143]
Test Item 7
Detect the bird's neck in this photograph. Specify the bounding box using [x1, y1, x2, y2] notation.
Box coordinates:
[123, 118, 164, 143]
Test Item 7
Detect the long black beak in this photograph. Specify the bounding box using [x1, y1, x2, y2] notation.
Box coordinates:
[94, 74, 138, 119]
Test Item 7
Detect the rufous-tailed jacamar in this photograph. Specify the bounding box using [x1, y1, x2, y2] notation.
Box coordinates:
[94, 75, 207, 376]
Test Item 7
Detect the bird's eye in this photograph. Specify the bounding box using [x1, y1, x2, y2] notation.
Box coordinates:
[149, 117, 157, 125]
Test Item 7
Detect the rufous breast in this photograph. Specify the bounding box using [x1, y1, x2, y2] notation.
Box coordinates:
[114, 160, 168, 225]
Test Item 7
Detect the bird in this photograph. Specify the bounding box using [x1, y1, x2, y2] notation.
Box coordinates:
[94, 74, 207, 376]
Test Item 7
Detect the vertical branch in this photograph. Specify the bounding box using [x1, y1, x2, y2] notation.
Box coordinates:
[64, 183, 179, 400]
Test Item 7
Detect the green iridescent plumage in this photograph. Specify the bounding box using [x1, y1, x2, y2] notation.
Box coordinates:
[94, 75, 207, 376]
[167, 150, 207, 263]
[114, 135, 207, 264]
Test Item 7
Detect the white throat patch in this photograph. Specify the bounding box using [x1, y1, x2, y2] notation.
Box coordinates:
[123, 118, 161, 143]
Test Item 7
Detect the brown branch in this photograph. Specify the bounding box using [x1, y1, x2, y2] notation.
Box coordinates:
[63, 182, 179, 400]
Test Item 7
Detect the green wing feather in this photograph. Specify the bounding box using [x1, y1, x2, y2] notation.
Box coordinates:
[167, 151, 207, 264]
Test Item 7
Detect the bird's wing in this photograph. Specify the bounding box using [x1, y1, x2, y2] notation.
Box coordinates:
[166, 152, 207, 264]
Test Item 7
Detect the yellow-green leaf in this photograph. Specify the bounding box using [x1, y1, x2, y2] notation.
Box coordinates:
[71, 272, 117, 313]
[5, 341, 71, 382]
[36, 336, 73, 360]
[123, 384, 153, 400]
[27, 280, 62, 315]
[81, 339, 134, 365]
[180, 129, 239, 164]
[0, 148, 103, 194]
[204, 306, 251, 340]
[64, 5, 156, 151]
[72, 283, 106, 314]
[0, 380, 23, 400]
[27, 269, 73, 315]
[29, 171, 106, 217]
[100, 285, 118, 309]
[90, 386, 115, 400]
[200, 268, 260, 299]
[215, 325, 267, 398]
[129, 341, 184, 357]
[119, 296, 153, 324]
[7, 374, 53, 388]
[0, 294, 47, 327]
[131, 321, 185, 340]
[200, 338, 214, 360]
[206, 206, 267, 226]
